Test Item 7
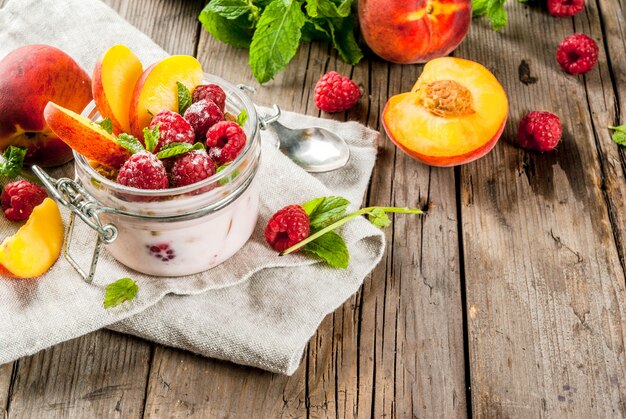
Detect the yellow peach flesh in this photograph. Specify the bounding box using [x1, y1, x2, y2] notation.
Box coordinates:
[0, 198, 64, 278]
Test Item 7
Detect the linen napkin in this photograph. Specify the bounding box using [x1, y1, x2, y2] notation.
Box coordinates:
[0, 0, 384, 375]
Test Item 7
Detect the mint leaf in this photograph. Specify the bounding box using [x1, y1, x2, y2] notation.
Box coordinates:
[143, 125, 160, 153]
[304, 231, 349, 268]
[306, 0, 351, 18]
[205, 0, 259, 19]
[116, 133, 145, 154]
[217, 163, 240, 185]
[303, 196, 350, 229]
[328, 16, 363, 65]
[96, 117, 114, 134]
[199, 4, 254, 49]
[249, 0, 306, 84]
[472, 0, 509, 31]
[155, 142, 204, 159]
[609, 125, 626, 146]
[177, 82, 192, 115]
[236, 108, 249, 127]
[104, 278, 138, 309]
[0, 146, 27, 178]
[301, 18, 331, 42]
[368, 208, 391, 228]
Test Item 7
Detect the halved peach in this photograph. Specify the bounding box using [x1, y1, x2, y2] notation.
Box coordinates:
[93, 44, 143, 134]
[44, 101, 131, 168]
[0, 198, 63, 278]
[129, 55, 203, 138]
[382, 57, 508, 167]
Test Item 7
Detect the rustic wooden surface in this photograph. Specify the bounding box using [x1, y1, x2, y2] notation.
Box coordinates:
[1, 0, 626, 417]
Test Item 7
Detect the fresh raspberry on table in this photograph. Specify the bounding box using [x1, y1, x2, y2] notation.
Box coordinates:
[517, 111, 562, 152]
[183, 99, 224, 141]
[547, 0, 585, 17]
[206, 121, 247, 164]
[148, 109, 195, 152]
[264, 205, 311, 252]
[556, 33, 598, 75]
[117, 151, 169, 189]
[192, 84, 227, 112]
[169, 150, 217, 188]
[1, 180, 47, 221]
[314, 71, 361, 113]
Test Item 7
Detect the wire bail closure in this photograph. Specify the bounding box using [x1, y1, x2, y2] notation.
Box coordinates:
[32, 166, 118, 283]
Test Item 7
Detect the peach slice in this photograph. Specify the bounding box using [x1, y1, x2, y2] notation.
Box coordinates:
[129, 55, 203, 138]
[43, 101, 131, 168]
[93, 45, 143, 134]
[0, 198, 63, 278]
[382, 57, 508, 167]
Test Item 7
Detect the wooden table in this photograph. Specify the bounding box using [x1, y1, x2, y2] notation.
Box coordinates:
[2, 0, 626, 417]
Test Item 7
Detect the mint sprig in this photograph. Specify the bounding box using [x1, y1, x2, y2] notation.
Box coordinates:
[236, 109, 248, 127]
[0, 146, 28, 179]
[177, 82, 192, 115]
[199, 0, 363, 84]
[281, 196, 423, 268]
[143, 125, 160, 153]
[96, 117, 114, 134]
[116, 133, 145, 154]
[609, 125, 626, 147]
[472, 0, 529, 31]
[104, 277, 138, 309]
[156, 142, 204, 159]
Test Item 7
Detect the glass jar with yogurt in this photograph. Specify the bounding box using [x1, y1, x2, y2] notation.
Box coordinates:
[37, 75, 261, 278]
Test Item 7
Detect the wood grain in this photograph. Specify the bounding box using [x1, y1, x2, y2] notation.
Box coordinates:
[0, 363, 13, 418]
[459, 2, 626, 417]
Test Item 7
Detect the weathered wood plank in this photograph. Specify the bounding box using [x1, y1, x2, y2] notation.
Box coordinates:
[459, 2, 626, 417]
[6, 1, 204, 418]
[0, 362, 13, 417]
[8, 331, 152, 418]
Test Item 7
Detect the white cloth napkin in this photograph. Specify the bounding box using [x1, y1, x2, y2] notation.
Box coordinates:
[0, 0, 384, 374]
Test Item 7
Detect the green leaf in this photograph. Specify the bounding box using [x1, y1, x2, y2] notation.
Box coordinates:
[205, 0, 258, 19]
[301, 18, 331, 43]
[368, 207, 391, 228]
[472, 0, 508, 31]
[236, 108, 249, 127]
[155, 142, 204, 159]
[104, 278, 138, 309]
[609, 125, 626, 146]
[96, 117, 114, 134]
[302, 196, 350, 229]
[328, 16, 363, 65]
[306, 0, 351, 18]
[177, 82, 192, 115]
[199, 4, 254, 49]
[115, 133, 145, 154]
[304, 231, 349, 268]
[143, 125, 160, 153]
[216, 163, 240, 185]
[0, 146, 27, 178]
[249, 0, 306, 84]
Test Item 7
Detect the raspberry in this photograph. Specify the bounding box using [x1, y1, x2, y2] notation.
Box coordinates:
[264, 205, 310, 252]
[149, 109, 195, 152]
[1, 180, 47, 221]
[117, 151, 169, 189]
[314, 71, 361, 113]
[206, 121, 247, 164]
[192, 84, 226, 112]
[517, 111, 562, 152]
[547, 0, 585, 17]
[183, 99, 224, 141]
[170, 150, 217, 187]
[146, 242, 176, 262]
[556, 33, 598, 75]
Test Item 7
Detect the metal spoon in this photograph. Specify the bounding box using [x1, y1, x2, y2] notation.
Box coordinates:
[260, 105, 350, 173]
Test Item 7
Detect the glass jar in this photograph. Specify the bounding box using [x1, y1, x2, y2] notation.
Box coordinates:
[70, 74, 261, 277]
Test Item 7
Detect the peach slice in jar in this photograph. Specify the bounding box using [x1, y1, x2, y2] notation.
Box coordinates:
[382, 57, 508, 167]
[92, 44, 143, 134]
[129, 55, 203, 138]
[43, 101, 131, 168]
[0, 198, 64, 278]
